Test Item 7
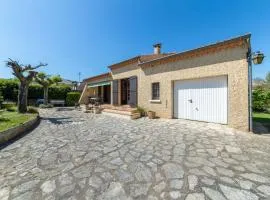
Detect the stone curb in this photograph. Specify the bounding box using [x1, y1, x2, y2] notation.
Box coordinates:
[0, 114, 40, 145]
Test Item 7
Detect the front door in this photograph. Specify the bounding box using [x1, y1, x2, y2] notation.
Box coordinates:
[120, 77, 137, 106]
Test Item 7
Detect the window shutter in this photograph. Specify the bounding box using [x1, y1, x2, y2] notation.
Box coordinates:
[128, 76, 137, 106]
[112, 80, 118, 105]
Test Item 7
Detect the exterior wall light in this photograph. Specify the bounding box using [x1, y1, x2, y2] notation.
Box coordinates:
[252, 51, 265, 65]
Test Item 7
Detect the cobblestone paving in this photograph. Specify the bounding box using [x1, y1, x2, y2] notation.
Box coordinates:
[1, 108, 270, 200]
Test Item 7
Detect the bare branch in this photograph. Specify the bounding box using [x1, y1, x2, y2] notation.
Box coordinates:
[33, 62, 48, 69]
[21, 63, 47, 72]
[6, 58, 47, 84]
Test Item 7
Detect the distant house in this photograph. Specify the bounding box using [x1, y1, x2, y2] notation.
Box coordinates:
[80, 34, 252, 131]
[60, 79, 80, 91]
[60, 79, 75, 86]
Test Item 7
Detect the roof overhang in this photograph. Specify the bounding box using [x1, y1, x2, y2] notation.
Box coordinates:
[83, 72, 112, 83]
[139, 33, 251, 68]
[108, 56, 140, 70]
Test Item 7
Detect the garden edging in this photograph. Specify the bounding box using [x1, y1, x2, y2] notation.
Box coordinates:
[0, 115, 40, 145]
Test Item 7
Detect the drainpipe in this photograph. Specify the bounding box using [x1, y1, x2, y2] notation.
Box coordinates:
[247, 38, 253, 132]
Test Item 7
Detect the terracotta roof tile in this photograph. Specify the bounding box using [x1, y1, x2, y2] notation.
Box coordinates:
[108, 53, 175, 70]
[138, 53, 175, 63]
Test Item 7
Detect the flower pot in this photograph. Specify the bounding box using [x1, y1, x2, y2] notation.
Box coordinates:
[148, 111, 156, 119]
[131, 112, 141, 120]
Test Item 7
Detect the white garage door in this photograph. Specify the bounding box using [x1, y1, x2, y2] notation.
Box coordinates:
[174, 76, 227, 124]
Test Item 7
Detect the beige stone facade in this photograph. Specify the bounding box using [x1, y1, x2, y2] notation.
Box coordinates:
[81, 34, 251, 131]
[110, 41, 250, 131]
[138, 46, 249, 131]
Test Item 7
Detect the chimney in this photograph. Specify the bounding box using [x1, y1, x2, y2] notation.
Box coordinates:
[153, 43, 161, 54]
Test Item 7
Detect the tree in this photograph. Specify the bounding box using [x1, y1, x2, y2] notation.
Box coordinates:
[6, 59, 47, 113]
[266, 72, 270, 83]
[51, 75, 62, 85]
[35, 73, 62, 105]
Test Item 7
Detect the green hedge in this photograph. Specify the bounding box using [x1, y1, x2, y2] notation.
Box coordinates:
[0, 78, 71, 102]
[252, 87, 270, 112]
[49, 85, 72, 100]
[28, 84, 43, 99]
[66, 92, 81, 106]
[0, 79, 18, 101]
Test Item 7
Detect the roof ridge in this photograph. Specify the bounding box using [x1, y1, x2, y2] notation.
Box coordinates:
[139, 33, 251, 66]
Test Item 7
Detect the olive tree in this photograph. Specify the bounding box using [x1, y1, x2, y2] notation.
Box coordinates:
[6, 59, 47, 113]
[51, 75, 62, 85]
[35, 73, 62, 105]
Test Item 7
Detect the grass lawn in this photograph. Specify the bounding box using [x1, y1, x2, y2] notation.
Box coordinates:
[0, 110, 37, 132]
[253, 112, 270, 123]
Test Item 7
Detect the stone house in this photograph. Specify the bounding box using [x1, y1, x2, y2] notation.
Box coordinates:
[79, 34, 252, 131]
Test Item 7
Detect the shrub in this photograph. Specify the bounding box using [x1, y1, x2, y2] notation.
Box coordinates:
[39, 104, 54, 109]
[66, 92, 81, 106]
[49, 85, 71, 100]
[27, 106, 39, 114]
[135, 106, 147, 116]
[6, 106, 17, 112]
[2, 102, 16, 110]
[252, 87, 270, 112]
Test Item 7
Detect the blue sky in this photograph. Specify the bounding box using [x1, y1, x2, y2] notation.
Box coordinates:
[0, 0, 269, 81]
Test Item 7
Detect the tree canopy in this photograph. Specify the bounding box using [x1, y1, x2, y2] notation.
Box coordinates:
[35, 72, 62, 105]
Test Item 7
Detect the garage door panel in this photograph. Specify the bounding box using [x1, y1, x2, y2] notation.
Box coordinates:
[174, 76, 227, 124]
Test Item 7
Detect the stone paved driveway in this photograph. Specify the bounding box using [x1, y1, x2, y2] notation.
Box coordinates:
[1, 108, 270, 200]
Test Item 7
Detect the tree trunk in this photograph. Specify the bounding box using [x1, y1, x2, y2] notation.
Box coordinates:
[18, 82, 28, 113]
[44, 86, 49, 105]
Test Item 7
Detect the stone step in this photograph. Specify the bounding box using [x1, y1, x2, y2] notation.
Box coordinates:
[102, 109, 132, 116]
[102, 109, 141, 120]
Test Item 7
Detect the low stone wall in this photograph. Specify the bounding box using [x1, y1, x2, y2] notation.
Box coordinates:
[0, 115, 40, 145]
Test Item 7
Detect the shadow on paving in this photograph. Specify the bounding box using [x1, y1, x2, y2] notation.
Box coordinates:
[41, 117, 73, 125]
[253, 121, 270, 135]
[0, 119, 40, 150]
[55, 107, 75, 112]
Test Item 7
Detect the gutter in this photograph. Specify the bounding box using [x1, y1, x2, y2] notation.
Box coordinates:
[247, 37, 253, 132]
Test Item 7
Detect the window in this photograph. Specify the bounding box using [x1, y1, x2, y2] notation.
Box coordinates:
[152, 82, 160, 100]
